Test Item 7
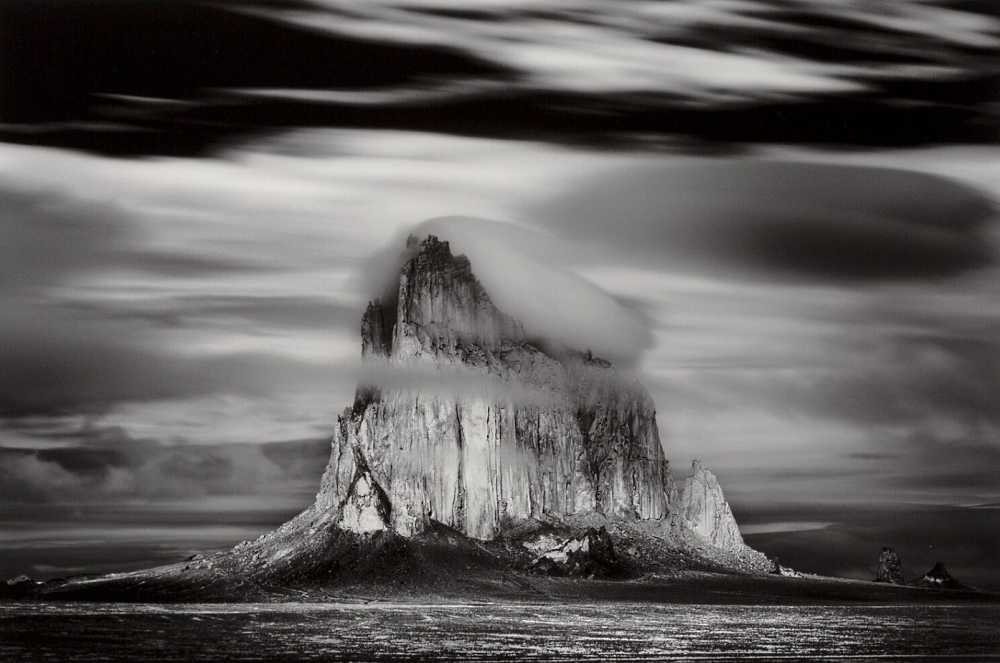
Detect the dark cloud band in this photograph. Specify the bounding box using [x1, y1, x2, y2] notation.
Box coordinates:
[535, 160, 996, 283]
[2, 0, 997, 156]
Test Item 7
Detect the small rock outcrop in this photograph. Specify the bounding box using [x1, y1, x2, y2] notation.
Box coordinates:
[675, 460, 745, 550]
[529, 527, 625, 578]
[5, 575, 34, 587]
[908, 562, 974, 591]
[875, 547, 904, 584]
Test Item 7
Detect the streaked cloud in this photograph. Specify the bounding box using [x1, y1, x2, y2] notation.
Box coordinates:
[534, 159, 995, 283]
[0, 435, 329, 503]
[739, 521, 833, 536]
[1, 122, 998, 587]
[2, 0, 996, 155]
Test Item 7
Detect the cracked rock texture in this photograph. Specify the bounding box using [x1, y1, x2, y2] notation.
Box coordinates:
[3, 234, 777, 603]
[675, 460, 746, 550]
[317, 235, 675, 540]
[875, 547, 904, 585]
[529, 527, 626, 578]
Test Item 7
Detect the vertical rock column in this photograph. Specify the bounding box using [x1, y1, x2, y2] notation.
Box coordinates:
[875, 547, 904, 584]
[458, 400, 501, 539]
[676, 460, 746, 550]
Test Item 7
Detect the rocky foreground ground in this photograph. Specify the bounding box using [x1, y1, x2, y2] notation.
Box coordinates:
[3, 514, 996, 605]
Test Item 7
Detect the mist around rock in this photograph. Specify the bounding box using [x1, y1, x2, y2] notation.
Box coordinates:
[5, 231, 994, 604]
[356, 217, 653, 368]
[327, 234, 757, 556]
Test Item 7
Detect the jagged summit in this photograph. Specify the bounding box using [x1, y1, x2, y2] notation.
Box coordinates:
[677, 460, 745, 550]
[320, 234, 674, 540]
[361, 235, 524, 361]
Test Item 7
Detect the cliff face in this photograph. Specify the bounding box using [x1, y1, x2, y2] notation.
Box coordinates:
[675, 460, 746, 550]
[316, 235, 674, 540]
[5, 234, 773, 603]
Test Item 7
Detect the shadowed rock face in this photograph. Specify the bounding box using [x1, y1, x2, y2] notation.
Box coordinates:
[529, 527, 626, 578]
[394, 234, 525, 355]
[875, 547, 904, 585]
[318, 235, 675, 540]
[909, 562, 975, 591]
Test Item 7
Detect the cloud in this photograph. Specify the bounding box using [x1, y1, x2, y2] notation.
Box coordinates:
[0, 431, 330, 504]
[804, 334, 1000, 428]
[0, 188, 127, 292]
[359, 216, 653, 366]
[0, 0, 511, 119]
[0, 183, 280, 289]
[66, 295, 359, 334]
[0, 182, 362, 427]
[739, 521, 833, 535]
[0, 298, 355, 419]
[643, 297, 1000, 501]
[534, 159, 996, 283]
[355, 361, 574, 408]
[3, 0, 997, 155]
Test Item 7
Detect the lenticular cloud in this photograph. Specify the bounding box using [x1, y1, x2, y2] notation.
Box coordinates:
[358, 216, 652, 368]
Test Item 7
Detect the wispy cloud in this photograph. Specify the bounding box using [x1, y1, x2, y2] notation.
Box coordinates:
[0, 431, 329, 503]
[2, 0, 996, 155]
[1, 127, 998, 586]
[533, 159, 995, 283]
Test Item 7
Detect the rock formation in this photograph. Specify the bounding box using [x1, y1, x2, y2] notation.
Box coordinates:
[908, 562, 974, 591]
[875, 547, 904, 584]
[5, 575, 34, 587]
[675, 460, 745, 550]
[336, 449, 393, 534]
[528, 527, 625, 578]
[316, 235, 676, 541]
[5, 233, 772, 603]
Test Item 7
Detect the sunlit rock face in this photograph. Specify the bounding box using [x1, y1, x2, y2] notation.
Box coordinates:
[675, 460, 746, 550]
[336, 448, 392, 535]
[316, 235, 675, 540]
[394, 233, 525, 356]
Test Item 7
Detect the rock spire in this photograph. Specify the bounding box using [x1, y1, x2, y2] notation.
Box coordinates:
[675, 460, 746, 550]
[316, 235, 675, 540]
[875, 547, 904, 584]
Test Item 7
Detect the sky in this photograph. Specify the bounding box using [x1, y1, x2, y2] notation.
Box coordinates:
[1, 0, 999, 589]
